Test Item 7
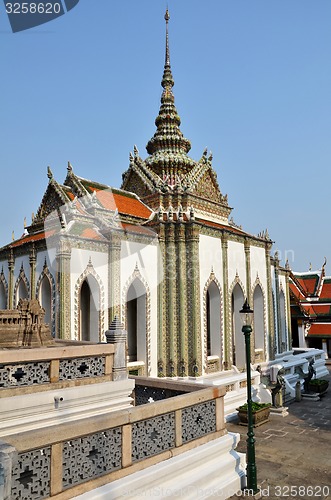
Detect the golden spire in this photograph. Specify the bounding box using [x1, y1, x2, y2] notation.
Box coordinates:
[165, 8, 170, 67]
[146, 9, 191, 158]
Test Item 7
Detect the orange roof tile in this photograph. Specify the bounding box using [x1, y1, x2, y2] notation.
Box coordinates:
[308, 323, 331, 337]
[312, 304, 331, 314]
[296, 277, 318, 295]
[301, 304, 331, 316]
[80, 228, 103, 240]
[289, 282, 305, 301]
[92, 188, 152, 219]
[320, 281, 331, 300]
[11, 230, 55, 248]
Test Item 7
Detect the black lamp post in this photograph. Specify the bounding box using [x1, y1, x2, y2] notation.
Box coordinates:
[239, 298, 259, 495]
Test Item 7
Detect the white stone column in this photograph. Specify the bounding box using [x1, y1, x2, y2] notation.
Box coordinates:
[298, 321, 306, 348]
[0, 442, 17, 500]
[105, 316, 128, 380]
[322, 339, 329, 359]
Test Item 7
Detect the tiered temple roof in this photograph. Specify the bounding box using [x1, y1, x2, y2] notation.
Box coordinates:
[289, 262, 331, 338]
[121, 10, 231, 224]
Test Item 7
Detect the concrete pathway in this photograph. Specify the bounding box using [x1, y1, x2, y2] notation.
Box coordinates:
[226, 367, 331, 499]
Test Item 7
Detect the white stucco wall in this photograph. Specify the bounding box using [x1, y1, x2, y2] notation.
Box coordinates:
[250, 246, 267, 290]
[199, 235, 223, 289]
[227, 241, 246, 291]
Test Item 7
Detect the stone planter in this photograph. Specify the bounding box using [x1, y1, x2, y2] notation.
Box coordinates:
[237, 404, 271, 427]
[308, 379, 329, 394]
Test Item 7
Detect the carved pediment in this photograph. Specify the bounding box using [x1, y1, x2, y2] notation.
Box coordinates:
[121, 169, 154, 199]
[190, 169, 222, 203]
[34, 181, 71, 224]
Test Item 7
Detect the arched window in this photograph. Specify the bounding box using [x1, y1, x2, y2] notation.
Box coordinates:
[206, 281, 222, 359]
[17, 279, 28, 304]
[279, 290, 287, 351]
[231, 284, 245, 369]
[80, 276, 100, 342]
[253, 285, 265, 352]
[126, 278, 147, 364]
[0, 281, 6, 309]
[39, 276, 52, 326]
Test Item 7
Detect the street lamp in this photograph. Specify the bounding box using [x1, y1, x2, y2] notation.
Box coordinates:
[239, 298, 259, 495]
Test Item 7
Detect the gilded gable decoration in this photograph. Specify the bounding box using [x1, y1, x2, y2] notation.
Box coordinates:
[33, 168, 72, 227]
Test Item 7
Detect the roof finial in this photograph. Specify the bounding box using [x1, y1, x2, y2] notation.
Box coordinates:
[165, 8, 170, 67]
[145, 9, 191, 159]
[161, 8, 173, 90]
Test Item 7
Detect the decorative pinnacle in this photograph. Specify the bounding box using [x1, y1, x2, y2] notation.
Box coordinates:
[165, 9, 170, 67]
[146, 9, 191, 157]
[162, 8, 173, 90]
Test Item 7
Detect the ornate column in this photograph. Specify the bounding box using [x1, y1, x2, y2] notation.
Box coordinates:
[244, 240, 252, 302]
[105, 316, 127, 381]
[157, 224, 166, 376]
[274, 251, 282, 354]
[221, 234, 230, 369]
[29, 244, 36, 299]
[244, 239, 254, 358]
[56, 238, 71, 339]
[186, 223, 201, 376]
[166, 223, 176, 376]
[7, 250, 14, 309]
[285, 262, 292, 351]
[266, 244, 276, 359]
[108, 232, 121, 325]
[176, 223, 187, 376]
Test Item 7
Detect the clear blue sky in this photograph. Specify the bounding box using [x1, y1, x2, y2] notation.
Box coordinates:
[0, 0, 330, 273]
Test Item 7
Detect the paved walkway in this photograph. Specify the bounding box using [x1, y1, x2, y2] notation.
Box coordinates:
[226, 367, 331, 500]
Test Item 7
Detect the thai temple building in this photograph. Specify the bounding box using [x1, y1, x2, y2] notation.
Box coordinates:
[0, 10, 329, 500]
[0, 11, 308, 381]
[290, 260, 331, 359]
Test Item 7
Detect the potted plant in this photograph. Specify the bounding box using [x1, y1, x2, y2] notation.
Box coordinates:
[236, 402, 271, 427]
[308, 378, 329, 394]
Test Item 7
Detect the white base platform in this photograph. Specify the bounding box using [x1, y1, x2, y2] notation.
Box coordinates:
[0, 379, 135, 437]
[73, 432, 246, 500]
[270, 406, 289, 417]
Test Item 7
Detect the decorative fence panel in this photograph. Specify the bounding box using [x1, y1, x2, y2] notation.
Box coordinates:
[0, 362, 50, 388]
[59, 356, 106, 381]
[62, 427, 122, 489]
[11, 447, 51, 500]
[132, 413, 176, 462]
[4, 384, 225, 500]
